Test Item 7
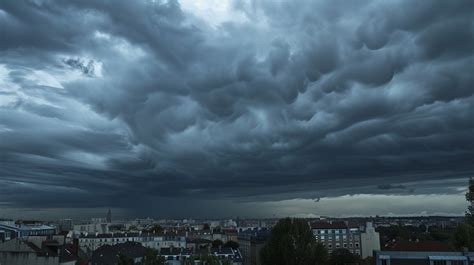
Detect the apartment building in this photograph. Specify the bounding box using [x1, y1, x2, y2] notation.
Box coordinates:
[311, 221, 362, 255]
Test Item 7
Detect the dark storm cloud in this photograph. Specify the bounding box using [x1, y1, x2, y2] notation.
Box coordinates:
[0, 0, 473, 217]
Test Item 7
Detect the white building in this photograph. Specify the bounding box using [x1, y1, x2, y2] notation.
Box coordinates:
[73, 223, 109, 234]
[360, 222, 380, 259]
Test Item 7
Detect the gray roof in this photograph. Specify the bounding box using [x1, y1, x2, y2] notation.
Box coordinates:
[91, 241, 146, 265]
[0, 238, 36, 253]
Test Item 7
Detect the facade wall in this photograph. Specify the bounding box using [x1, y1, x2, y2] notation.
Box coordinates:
[313, 228, 361, 255]
[375, 251, 473, 265]
[73, 223, 109, 234]
[79, 235, 186, 251]
[360, 223, 380, 258]
[390, 259, 425, 265]
[59, 261, 76, 265]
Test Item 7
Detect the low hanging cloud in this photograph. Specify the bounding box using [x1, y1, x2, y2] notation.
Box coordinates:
[0, 0, 473, 218]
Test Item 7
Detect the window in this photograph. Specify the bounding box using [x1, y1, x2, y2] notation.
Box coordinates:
[433, 261, 447, 265]
[355, 243, 359, 247]
[450, 261, 463, 265]
[328, 244, 332, 248]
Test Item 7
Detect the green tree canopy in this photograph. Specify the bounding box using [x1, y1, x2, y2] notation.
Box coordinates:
[260, 218, 328, 265]
[211, 239, 223, 248]
[328, 248, 359, 265]
[117, 253, 134, 265]
[454, 224, 474, 250]
[454, 178, 474, 250]
[142, 248, 165, 265]
[200, 254, 221, 265]
[223, 240, 239, 249]
[466, 178, 474, 226]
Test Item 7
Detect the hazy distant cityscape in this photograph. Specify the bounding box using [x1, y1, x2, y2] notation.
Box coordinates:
[0, 212, 469, 264]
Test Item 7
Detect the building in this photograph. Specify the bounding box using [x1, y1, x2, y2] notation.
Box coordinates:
[311, 221, 361, 255]
[207, 247, 242, 264]
[58, 219, 74, 232]
[375, 250, 474, 265]
[90, 241, 146, 265]
[0, 238, 59, 265]
[0, 223, 56, 239]
[159, 247, 193, 264]
[106, 209, 112, 223]
[73, 222, 110, 234]
[0, 237, 81, 265]
[0, 230, 11, 243]
[159, 247, 242, 265]
[78, 232, 186, 251]
[360, 222, 380, 258]
[238, 230, 270, 265]
[186, 238, 212, 250]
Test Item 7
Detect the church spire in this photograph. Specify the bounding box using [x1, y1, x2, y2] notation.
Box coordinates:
[106, 208, 112, 223]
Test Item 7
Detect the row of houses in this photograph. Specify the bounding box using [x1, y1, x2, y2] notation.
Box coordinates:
[78, 232, 187, 252]
[88, 241, 242, 265]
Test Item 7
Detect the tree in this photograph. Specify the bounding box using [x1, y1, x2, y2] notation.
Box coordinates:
[142, 248, 165, 265]
[466, 178, 474, 226]
[328, 248, 359, 265]
[454, 224, 474, 250]
[260, 218, 328, 265]
[314, 242, 329, 265]
[222, 259, 233, 265]
[454, 178, 474, 250]
[200, 254, 220, 265]
[117, 253, 134, 265]
[212, 239, 223, 248]
[223, 240, 239, 249]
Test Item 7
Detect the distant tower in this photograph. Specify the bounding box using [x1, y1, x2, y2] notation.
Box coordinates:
[106, 209, 112, 223]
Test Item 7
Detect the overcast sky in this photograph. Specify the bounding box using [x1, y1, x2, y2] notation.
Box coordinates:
[0, 0, 473, 220]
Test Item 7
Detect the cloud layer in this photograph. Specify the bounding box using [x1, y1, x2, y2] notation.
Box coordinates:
[0, 0, 473, 218]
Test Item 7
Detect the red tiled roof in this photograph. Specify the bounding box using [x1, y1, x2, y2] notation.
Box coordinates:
[311, 221, 348, 229]
[389, 240, 454, 252]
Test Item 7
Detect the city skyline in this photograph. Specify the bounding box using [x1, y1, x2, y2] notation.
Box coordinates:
[1, 0, 473, 219]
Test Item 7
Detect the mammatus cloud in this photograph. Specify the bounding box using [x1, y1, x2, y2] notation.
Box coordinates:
[0, 0, 473, 218]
